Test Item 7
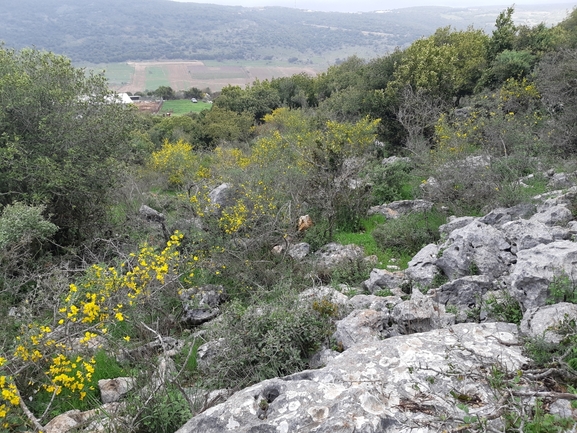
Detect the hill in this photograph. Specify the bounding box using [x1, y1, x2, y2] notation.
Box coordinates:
[0, 0, 571, 64]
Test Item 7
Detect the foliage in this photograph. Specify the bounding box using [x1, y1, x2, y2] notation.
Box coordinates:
[372, 209, 445, 256]
[202, 287, 334, 389]
[547, 272, 577, 305]
[0, 202, 57, 251]
[386, 27, 488, 103]
[149, 139, 198, 187]
[0, 46, 136, 244]
[484, 292, 523, 325]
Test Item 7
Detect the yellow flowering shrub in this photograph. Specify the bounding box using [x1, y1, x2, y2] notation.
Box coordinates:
[149, 138, 198, 186]
[0, 232, 191, 428]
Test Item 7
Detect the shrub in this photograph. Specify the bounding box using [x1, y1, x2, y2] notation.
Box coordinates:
[372, 209, 445, 256]
[201, 287, 333, 389]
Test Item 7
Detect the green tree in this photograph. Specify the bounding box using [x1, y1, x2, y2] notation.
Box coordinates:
[386, 27, 488, 105]
[487, 7, 517, 62]
[0, 46, 136, 244]
[150, 85, 175, 100]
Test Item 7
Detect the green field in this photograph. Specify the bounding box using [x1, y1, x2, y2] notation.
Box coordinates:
[145, 66, 171, 91]
[159, 100, 213, 115]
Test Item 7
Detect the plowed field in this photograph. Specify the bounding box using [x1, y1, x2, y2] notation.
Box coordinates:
[113, 61, 320, 93]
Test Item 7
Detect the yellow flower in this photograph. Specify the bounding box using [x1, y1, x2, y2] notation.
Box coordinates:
[123, 336, 130, 342]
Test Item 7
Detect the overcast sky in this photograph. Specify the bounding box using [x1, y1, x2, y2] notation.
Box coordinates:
[172, 0, 576, 13]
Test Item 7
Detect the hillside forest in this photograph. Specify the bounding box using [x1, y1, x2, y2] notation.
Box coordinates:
[3, 5, 577, 432]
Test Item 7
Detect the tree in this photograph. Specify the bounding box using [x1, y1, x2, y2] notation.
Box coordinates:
[150, 85, 175, 100]
[0, 46, 136, 244]
[184, 87, 204, 99]
[487, 7, 517, 62]
[386, 27, 488, 105]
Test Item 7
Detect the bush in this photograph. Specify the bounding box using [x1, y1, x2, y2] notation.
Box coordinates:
[372, 209, 445, 255]
[201, 287, 333, 389]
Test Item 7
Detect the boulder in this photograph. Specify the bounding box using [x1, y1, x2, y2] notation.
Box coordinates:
[478, 203, 536, 228]
[439, 216, 477, 236]
[362, 268, 407, 294]
[308, 349, 341, 369]
[405, 243, 439, 288]
[391, 289, 453, 335]
[288, 242, 310, 260]
[433, 275, 493, 309]
[436, 221, 513, 281]
[368, 199, 434, 219]
[139, 204, 165, 223]
[175, 323, 526, 433]
[347, 294, 403, 312]
[180, 285, 227, 326]
[44, 403, 123, 433]
[207, 183, 235, 215]
[314, 243, 365, 271]
[520, 303, 577, 344]
[507, 240, 577, 310]
[298, 286, 349, 312]
[332, 309, 389, 350]
[529, 204, 573, 227]
[98, 377, 136, 403]
[500, 219, 555, 253]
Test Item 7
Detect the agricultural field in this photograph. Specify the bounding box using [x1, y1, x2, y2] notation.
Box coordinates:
[159, 100, 213, 116]
[86, 60, 324, 93]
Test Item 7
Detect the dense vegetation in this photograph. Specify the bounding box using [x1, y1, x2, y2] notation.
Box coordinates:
[0, 0, 559, 64]
[2, 5, 577, 431]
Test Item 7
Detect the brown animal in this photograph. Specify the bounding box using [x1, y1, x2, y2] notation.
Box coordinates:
[297, 215, 313, 232]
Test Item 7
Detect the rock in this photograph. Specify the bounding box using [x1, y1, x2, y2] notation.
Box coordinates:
[207, 183, 234, 215]
[368, 199, 434, 219]
[434, 275, 493, 309]
[436, 221, 513, 281]
[314, 243, 365, 271]
[44, 403, 122, 433]
[197, 339, 224, 370]
[180, 285, 227, 326]
[175, 323, 526, 433]
[405, 243, 439, 289]
[308, 348, 341, 369]
[381, 155, 411, 166]
[288, 242, 310, 260]
[520, 303, 577, 344]
[500, 219, 555, 253]
[529, 204, 573, 227]
[347, 294, 403, 312]
[297, 215, 313, 232]
[362, 268, 406, 294]
[439, 216, 477, 236]
[507, 240, 577, 310]
[332, 309, 389, 350]
[139, 204, 165, 223]
[298, 286, 349, 312]
[547, 172, 575, 190]
[391, 289, 454, 335]
[98, 377, 136, 403]
[478, 203, 536, 228]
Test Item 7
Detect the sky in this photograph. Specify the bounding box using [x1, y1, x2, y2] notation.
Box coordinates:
[172, 0, 577, 13]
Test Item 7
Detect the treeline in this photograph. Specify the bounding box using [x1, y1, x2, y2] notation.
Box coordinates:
[3, 0, 511, 63]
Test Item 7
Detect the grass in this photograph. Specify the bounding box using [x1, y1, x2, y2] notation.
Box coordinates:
[145, 66, 171, 90]
[334, 215, 413, 269]
[78, 62, 135, 86]
[159, 100, 213, 115]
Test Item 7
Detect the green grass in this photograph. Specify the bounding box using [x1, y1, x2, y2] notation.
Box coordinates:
[334, 215, 413, 270]
[145, 66, 171, 90]
[79, 62, 135, 87]
[159, 100, 213, 115]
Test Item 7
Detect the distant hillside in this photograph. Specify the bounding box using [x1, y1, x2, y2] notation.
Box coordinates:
[0, 0, 571, 63]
